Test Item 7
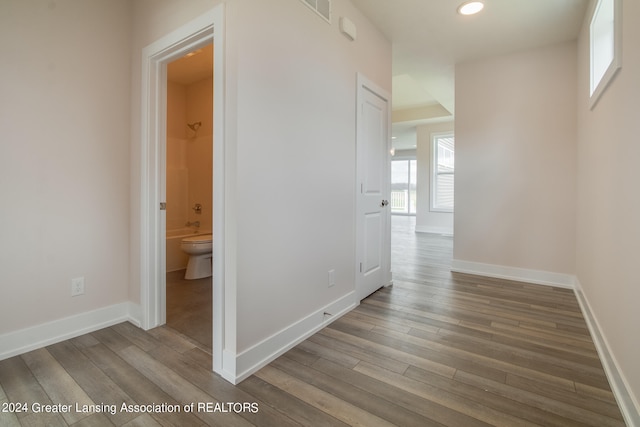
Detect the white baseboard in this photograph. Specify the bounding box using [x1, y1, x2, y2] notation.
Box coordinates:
[451, 259, 576, 289]
[231, 292, 357, 384]
[127, 303, 142, 328]
[449, 261, 639, 425]
[218, 349, 239, 385]
[415, 225, 453, 236]
[574, 279, 640, 427]
[0, 302, 138, 361]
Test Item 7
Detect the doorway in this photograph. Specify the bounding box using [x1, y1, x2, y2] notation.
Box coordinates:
[165, 44, 213, 351]
[390, 159, 417, 215]
[355, 74, 392, 301]
[139, 6, 227, 377]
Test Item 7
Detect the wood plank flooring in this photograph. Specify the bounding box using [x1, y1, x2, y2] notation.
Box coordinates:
[166, 270, 212, 352]
[0, 216, 625, 426]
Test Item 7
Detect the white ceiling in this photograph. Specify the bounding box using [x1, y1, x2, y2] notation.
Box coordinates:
[165, 2, 590, 150]
[350, 0, 589, 149]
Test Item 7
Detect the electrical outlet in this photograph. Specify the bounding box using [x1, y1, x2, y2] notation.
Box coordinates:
[328, 269, 335, 288]
[71, 277, 85, 297]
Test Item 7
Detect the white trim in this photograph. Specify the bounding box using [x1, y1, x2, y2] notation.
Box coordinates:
[0, 303, 138, 361]
[128, 302, 143, 326]
[298, 0, 332, 23]
[589, 0, 622, 109]
[449, 260, 640, 424]
[230, 293, 357, 384]
[451, 259, 576, 289]
[139, 5, 228, 377]
[211, 4, 227, 377]
[574, 279, 640, 427]
[415, 225, 453, 236]
[139, 7, 218, 329]
[218, 349, 238, 384]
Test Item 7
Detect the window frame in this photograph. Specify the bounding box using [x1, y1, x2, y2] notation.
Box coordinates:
[589, 0, 622, 109]
[300, 0, 331, 23]
[430, 132, 455, 213]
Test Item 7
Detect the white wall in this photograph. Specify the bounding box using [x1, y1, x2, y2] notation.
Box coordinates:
[129, 0, 217, 305]
[230, 0, 391, 352]
[166, 81, 189, 231]
[415, 121, 454, 234]
[129, 0, 390, 361]
[0, 0, 132, 334]
[454, 42, 577, 277]
[186, 78, 213, 232]
[576, 0, 640, 415]
[166, 78, 213, 234]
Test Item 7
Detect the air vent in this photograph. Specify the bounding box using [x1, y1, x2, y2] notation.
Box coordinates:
[301, 0, 331, 23]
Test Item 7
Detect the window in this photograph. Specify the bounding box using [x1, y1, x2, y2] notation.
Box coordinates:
[431, 133, 454, 212]
[589, 0, 621, 108]
[391, 159, 417, 215]
[300, 0, 331, 22]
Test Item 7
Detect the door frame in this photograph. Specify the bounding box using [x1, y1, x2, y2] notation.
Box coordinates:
[139, 5, 226, 375]
[355, 73, 392, 300]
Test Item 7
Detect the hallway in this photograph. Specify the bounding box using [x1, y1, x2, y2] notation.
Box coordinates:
[0, 217, 625, 426]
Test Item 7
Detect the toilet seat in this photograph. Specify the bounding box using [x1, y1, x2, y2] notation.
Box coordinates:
[182, 234, 212, 244]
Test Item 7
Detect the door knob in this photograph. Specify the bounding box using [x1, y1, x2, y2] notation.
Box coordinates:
[380, 200, 389, 207]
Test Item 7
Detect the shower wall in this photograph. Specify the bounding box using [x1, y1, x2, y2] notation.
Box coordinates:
[166, 76, 213, 270]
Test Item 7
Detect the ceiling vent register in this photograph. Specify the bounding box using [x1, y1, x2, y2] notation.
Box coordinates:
[301, 0, 331, 23]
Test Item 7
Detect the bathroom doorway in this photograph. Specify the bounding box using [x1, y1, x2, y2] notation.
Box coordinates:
[140, 6, 228, 378]
[165, 43, 214, 352]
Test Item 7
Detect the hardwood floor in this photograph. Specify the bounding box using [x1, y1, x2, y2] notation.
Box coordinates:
[166, 270, 212, 352]
[0, 216, 625, 426]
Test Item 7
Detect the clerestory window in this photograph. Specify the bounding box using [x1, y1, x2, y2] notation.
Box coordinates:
[589, 0, 621, 108]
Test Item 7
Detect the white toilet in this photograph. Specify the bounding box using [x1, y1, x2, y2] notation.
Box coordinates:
[180, 234, 213, 280]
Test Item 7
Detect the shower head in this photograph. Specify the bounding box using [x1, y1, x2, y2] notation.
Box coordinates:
[187, 122, 202, 132]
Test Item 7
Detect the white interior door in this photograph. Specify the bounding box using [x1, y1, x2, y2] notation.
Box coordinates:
[356, 74, 391, 301]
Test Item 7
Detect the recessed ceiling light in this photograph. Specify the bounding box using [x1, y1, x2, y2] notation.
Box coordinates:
[457, 1, 484, 15]
[185, 49, 203, 58]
